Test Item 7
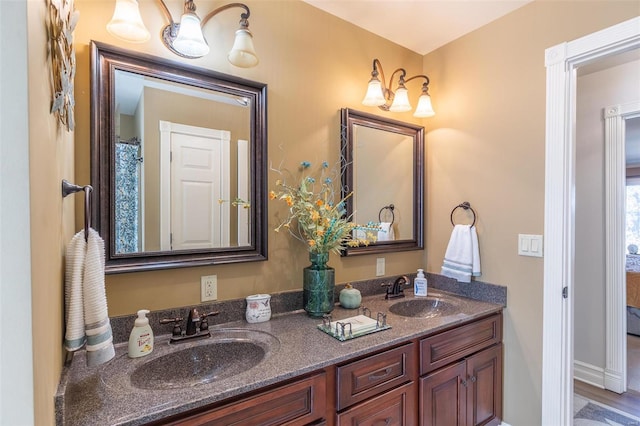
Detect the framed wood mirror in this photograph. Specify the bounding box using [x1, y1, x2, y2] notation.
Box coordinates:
[341, 108, 424, 256]
[91, 41, 267, 273]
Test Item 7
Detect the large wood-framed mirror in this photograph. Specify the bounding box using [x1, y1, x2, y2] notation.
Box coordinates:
[341, 108, 424, 256]
[91, 41, 267, 273]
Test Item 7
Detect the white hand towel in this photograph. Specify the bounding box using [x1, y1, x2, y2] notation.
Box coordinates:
[471, 226, 481, 278]
[377, 222, 395, 242]
[64, 231, 87, 352]
[64, 228, 115, 366]
[441, 225, 482, 283]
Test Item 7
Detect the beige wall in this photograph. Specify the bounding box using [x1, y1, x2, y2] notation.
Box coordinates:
[28, 0, 640, 424]
[575, 59, 640, 369]
[423, 2, 639, 424]
[27, 1, 76, 424]
[74, 0, 425, 317]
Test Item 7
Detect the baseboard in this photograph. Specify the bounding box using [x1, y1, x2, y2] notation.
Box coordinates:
[500, 422, 512, 426]
[604, 369, 625, 394]
[574, 360, 605, 388]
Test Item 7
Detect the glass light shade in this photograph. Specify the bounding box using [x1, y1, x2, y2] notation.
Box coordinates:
[106, 0, 150, 43]
[414, 94, 435, 117]
[173, 13, 210, 57]
[389, 87, 411, 112]
[362, 78, 386, 107]
[228, 29, 259, 68]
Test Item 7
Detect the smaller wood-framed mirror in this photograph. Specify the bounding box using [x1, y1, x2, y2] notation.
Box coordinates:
[341, 108, 424, 256]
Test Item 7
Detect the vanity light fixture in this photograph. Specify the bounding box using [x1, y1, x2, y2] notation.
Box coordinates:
[362, 59, 435, 118]
[106, 0, 258, 67]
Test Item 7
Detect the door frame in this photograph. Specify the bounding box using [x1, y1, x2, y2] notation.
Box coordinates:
[542, 17, 640, 424]
[605, 101, 640, 393]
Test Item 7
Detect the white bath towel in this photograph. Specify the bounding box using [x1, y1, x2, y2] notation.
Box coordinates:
[377, 222, 395, 242]
[441, 225, 482, 283]
[64, 228, 115, 366]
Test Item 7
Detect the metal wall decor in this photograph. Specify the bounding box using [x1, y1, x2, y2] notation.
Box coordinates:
[48, 0, 79, 131]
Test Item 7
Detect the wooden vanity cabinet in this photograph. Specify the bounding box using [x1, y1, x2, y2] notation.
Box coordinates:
[419, 313, 503, 426]
[160, 372, 326, 426]
[334, 343, 417, 425]
[153, 313, 502, 426]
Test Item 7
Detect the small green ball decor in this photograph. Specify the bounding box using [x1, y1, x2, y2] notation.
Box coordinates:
[339, 283, 362, 309]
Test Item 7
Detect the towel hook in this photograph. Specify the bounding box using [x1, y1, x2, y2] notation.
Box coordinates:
[378, 204, 395, 226]
[450, 201, 476, 227]
[62, 179, 93, 242]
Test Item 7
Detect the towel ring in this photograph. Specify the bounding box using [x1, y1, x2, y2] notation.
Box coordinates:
[378, 204, 395, 226]
[450, 201, 476, 227]
[62, 179, 93, 242]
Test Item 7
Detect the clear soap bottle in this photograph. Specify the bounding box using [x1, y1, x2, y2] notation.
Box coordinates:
[414, 269, 428, 297]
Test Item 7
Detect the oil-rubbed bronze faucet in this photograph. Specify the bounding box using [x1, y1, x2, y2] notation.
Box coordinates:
[382, 276, 408, 300]
[160, 308, 220, 344]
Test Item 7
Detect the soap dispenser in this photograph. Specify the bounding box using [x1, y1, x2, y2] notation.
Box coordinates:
[414, 269, 428, 297]
[128, 309, 154, 358]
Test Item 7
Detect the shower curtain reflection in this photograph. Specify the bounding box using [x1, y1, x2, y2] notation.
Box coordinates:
[115, 138, 142, 254]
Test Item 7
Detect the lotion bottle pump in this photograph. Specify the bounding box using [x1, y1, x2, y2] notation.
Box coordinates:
[128, 309, 154, 358]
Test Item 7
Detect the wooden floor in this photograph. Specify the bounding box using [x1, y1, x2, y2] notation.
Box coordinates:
[574, 334, 640, 418]
[574, 380, 640, 418]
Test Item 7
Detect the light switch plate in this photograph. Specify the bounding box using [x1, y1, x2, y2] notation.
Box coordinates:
[376, 258, 385, 276]
[518, 234, 543, 257]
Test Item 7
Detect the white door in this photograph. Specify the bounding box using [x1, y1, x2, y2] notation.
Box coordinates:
[159, 121, 230, 250]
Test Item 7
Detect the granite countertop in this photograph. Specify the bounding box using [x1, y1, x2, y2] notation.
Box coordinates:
[56, 288, 504, 426]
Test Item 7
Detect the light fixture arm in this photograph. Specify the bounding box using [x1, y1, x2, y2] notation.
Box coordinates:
[201, 2, 250, 29]
[370, 58, 427, 111]
[404, 74, 430, 87]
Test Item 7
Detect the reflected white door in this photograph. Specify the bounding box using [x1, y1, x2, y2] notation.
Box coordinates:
[159, 121, 230, 250]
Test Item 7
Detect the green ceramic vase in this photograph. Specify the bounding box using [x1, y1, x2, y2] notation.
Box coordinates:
[303, 252, 335, 317]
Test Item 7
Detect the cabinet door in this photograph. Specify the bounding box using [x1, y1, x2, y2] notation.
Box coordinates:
[420, 360, 467, 426]
[466, 344, 502, 426]
[336, 381, 416, 426]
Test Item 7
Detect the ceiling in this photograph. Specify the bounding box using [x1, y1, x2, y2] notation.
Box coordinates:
[302, 0, 534, 55]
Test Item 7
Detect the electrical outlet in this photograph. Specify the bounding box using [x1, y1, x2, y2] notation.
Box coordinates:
[201, 275, 217, 302]
[376, 258, 385, 276]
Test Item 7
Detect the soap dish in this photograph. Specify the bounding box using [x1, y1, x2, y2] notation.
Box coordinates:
[317, 308, 391, 341]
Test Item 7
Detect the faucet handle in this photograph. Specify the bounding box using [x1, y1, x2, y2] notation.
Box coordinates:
[199, 311, 220, 331]
[159, 317, 184, 324]
[159, 317, 184, 337]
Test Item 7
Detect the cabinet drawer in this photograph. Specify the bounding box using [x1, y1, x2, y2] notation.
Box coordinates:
[420, 313, 502, 375]
[337, 343, 415, 411]
[164, 372, 326, 426]
[336, 381, 416, 426]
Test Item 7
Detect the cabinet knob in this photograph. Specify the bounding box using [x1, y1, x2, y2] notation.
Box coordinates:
[470, 375, 477, 383]
[461, 379, 467, 387]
